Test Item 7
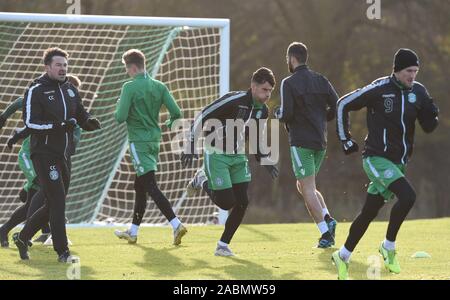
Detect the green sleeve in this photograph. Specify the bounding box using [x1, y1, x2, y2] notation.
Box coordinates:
[162, 84, 182, 129]
[73, 126, 82, 148]
[115, 82, 134, 124]
[1, 97, 23, 119]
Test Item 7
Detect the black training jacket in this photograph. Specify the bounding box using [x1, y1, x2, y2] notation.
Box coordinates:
[22, 74, 91, 160]
[336, 75, 439, 164]
[189, 89, 269, 157]
[279, 65, 338, 150]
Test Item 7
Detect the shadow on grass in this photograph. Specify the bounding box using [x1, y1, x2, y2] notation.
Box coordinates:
[133, 243, 299, 280]
[221, 256, 300, 280]
[239, 225, 281, 242]
[133, 244, 217, 279]
[2, 244, 96, 280]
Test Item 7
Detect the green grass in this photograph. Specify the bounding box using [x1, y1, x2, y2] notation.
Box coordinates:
[1, 218, 450, 280]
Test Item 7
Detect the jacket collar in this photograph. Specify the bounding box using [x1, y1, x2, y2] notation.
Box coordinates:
[390, 74, 412, 91]
[293, 64, 308, 73]
[35, 73, 68, 87]
[134, 72, 149, 79]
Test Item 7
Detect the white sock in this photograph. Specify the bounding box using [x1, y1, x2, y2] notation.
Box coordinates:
[322, 208, 330, 218]
[170, 217, 181, 230]
[130, 224, 139, 236]
[317, 221, 329, 234]
[339, 246, 352, 263]
[218, 241, 228, 247]
[383, 239, 396, 251]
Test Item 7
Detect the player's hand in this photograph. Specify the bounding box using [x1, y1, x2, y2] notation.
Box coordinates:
[0, 115, 6, 130]
[7, 131, 20, 149]
[84, 117, 101, 131]
[263, 164, 279, 179]
[341, 139, 359, 155]
[424, 103, 439, 120]
[180, 152, 198, 168]
[61, 118, 77, 132]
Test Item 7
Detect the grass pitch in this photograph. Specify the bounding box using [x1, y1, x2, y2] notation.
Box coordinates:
[1, 218, 449, 280]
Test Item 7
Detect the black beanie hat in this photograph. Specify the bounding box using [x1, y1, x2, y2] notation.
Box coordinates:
[393, 48, 419, 72]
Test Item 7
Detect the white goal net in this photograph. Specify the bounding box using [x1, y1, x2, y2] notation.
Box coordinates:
[0, 13, 230, 225]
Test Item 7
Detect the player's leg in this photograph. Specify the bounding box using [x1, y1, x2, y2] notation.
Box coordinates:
[364, 156, 406, 273]
[313, 149, 337, 239]
[15, 190, 49, 260]
[214, 156, 252, 256]
[143, 171, 187, 245]
[378, 176, 415, 274]
[0, 188, 35, 247]
[344, 193, 385, 257]
[211, 187, 237, 256]
[20, 147, 51, 241]
[291, 147, 333, 247]
[186, 163, 234, 250]
[332, 156, 400, 279]
[186, 167, 208, 197]
[315, 191, 336, 235]
[386, 177, 415, 242]
[116, 142, 153, 243]
[115, 174, 146, 244]
[203, 151, 238, 256]
[2, 149, 39, 247]
[16, 156, 70, 261]
[26, 188, 51, 243]
[221, 182, 249, 252]
[116, 155, 187, 245]
[300, 176, 334, 248]
[332, 192, 385, 280]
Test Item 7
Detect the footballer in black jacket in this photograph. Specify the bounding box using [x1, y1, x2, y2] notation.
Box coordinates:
[332, 48, 439, 280]
[14, 47, 100, 263]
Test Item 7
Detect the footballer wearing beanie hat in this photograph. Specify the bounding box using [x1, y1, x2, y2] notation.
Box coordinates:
[393, 48, 419, 72]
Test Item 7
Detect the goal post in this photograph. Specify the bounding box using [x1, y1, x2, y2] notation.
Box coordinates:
[0, 12, 229, 225]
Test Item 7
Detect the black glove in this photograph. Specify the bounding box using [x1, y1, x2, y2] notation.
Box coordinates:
[7, 131, 20, 149]
[180, 152, 198, 168]
[273, 106, 282, 119]
[419, 103, 439, 133]
[180, 141, 199, 168]
[61, 118, 77, 132]
[341, 139, 359, 155]
[424, 103, 439, 119]
[263, 164, 279, 179]
[0, 115, 6, 130]
[83, 118, 101, 131]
